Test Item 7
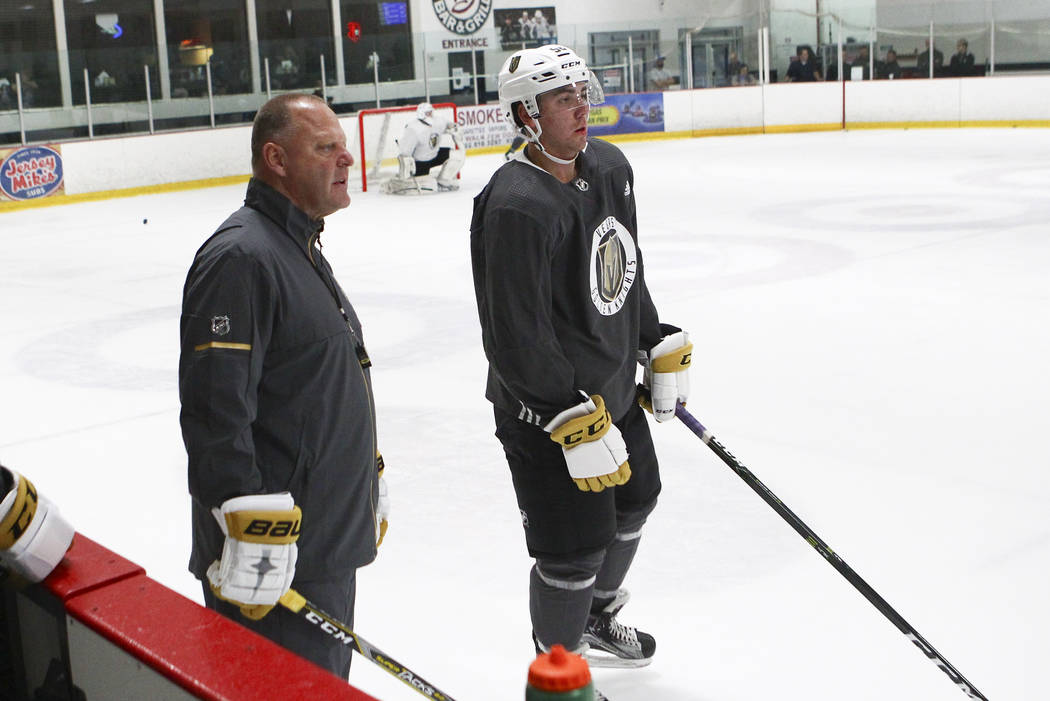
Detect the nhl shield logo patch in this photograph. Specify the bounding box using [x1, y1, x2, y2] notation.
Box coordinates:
[211, 315, 231, 336]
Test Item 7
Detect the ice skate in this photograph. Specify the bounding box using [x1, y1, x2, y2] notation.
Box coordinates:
[581, 589, 655, 668]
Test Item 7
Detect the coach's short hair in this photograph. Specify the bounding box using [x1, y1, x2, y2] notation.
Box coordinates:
[251, 93, 325, 172]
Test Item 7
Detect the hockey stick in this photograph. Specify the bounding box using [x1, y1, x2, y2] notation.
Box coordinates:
[673, 403, 988, 700]
[279, 589, 458, 701]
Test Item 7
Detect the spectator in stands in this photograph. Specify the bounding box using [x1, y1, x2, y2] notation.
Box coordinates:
[726, 50, 743, 83]
[877, 49, 902, 79]
[916, 39, 943, 77]
[0, 74, 15, 110]
[733, 63, 755, 86]
[179, 93, 388, 680]
[851, 45, 871, 80]
[785, 47, 822, 82]
[647, 55, 675, 91]
[949, 38, 976, 76]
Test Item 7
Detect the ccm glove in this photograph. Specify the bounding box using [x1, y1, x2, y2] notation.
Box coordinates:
[206, 492, 300, 620]
[544, 394, 631, 493]
[642, 331, 692, 423]
[375, 452, 389, 547]
[0, 466, 74, 582]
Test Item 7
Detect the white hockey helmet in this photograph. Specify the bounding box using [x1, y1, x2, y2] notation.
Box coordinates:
[416, 101, 434, 124]
[498, 45, 604, 130]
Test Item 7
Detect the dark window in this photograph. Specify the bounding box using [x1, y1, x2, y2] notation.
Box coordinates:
[341, 0, 414, 84]
[64, 0, 159, 105]
[0, 0, 62, 108]
[165, 0, 251, 98]
[256, 0, 336, 91]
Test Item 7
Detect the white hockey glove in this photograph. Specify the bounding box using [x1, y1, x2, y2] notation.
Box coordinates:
[375, 452, 389, 547]
[642, 331, 692, 423]
[545, 394, 631, 493]
[0, 467, 74, 583]
[206, 492, 300, 620]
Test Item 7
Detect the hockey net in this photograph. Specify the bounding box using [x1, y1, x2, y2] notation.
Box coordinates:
[356, 103, 458, 192]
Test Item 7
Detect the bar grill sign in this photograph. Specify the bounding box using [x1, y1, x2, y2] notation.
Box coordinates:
[432, 0, 492, 35]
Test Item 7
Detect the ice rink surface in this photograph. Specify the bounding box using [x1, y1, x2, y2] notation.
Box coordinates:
[2, 127, 1048, 700]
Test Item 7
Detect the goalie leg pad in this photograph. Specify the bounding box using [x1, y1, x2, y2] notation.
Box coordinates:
[397, 155, 416, 180]
[437, 148, 465, 188]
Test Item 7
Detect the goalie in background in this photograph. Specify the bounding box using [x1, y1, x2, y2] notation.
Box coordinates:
[387, 102, 465, 194]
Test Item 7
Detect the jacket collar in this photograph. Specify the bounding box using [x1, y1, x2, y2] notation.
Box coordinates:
[244, 177, 324, 257]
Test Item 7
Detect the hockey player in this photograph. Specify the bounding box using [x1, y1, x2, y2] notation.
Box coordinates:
[388, 102, 465, 193]
[470, 44, 692, 676]
[0, 464, 74, 583]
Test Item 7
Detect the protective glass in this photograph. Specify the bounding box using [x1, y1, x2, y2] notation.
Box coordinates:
[538, 75, 605, 117]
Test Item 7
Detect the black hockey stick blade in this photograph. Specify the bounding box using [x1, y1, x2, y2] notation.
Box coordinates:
[673, 403, 988, 701]
[280, 589, 459, 701]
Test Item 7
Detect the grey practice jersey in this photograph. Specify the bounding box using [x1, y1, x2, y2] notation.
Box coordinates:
[470, 138, 667, 427]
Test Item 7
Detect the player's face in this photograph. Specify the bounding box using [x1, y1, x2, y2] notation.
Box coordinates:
[536, 82, 591, 159]
[277, 101, 353, 220]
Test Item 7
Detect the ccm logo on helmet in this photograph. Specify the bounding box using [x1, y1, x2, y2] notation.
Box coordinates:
[562, 60, 581, 69]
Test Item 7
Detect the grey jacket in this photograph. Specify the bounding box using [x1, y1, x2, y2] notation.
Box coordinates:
[180, 178, 378, 582]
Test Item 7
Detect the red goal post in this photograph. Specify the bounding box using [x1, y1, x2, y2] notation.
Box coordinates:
[356, 102, 458, 192]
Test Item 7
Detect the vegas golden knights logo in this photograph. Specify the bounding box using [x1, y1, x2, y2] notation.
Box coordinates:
[597, 231, 624, 304]
[589, 216, 637, 316]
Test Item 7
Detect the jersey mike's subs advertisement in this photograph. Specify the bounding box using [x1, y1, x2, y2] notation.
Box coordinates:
[0, 144, 65, 201]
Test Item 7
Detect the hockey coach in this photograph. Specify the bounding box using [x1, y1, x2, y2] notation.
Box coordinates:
[179, 93, 389, 678]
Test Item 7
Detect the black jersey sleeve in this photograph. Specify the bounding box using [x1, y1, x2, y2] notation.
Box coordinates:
[473, 202, 581, 423]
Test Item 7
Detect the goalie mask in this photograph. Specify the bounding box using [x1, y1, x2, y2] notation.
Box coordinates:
[498, 45, 604, 150]
[416, 102, 434, 125]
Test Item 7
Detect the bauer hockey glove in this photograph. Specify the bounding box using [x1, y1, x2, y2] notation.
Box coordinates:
[641, 331, 692, 423]
[206, 492, 300, 620]
[375, 452, 389, 547]
[0, 466, 75, 583]
[545, 393, 631, 493]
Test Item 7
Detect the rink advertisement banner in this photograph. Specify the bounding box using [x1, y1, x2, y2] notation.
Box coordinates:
[587, 93, 666, 137]
[458, 94, 666, 149]
[0, 144, 65, 201]
[457, 104, 516, 150]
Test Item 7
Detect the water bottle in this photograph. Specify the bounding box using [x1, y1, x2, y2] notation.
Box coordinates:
[525, 644, 595, 701]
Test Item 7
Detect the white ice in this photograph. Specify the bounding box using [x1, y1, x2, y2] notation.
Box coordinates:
[2, 128, 1047, 701]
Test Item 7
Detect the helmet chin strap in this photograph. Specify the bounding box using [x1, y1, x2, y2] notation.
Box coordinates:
[522, 121, 579, 166]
